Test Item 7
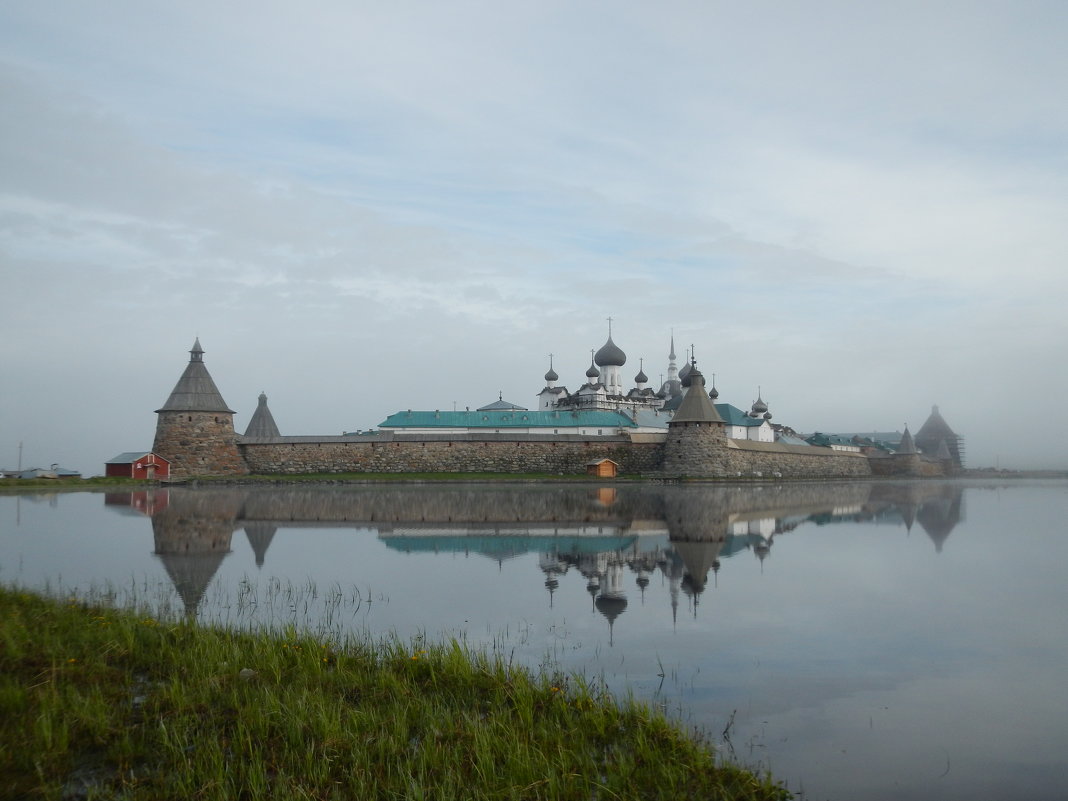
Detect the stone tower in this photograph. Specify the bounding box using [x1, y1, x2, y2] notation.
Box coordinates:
[153, 339, 249, 478]
[661, 360, 728, 478]
[891, 425, 922, 476]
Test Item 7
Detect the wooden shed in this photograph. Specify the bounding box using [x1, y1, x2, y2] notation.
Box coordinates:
[586, 458, 619, 478]
[106, 452, 171, 480]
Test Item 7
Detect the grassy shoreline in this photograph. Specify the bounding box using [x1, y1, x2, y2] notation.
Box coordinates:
[1, 587, 790, 800]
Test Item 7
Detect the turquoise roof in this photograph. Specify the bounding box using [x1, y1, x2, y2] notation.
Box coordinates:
[715, 403, 766, 427]
[379, 409, 637, 429]
[806, 433, 856, 447]
[381, 534, 638, 558]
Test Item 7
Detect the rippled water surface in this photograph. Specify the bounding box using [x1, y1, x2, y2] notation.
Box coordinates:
[3, 479, 1066, 801]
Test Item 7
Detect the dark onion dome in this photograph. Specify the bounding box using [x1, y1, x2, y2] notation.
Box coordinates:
[544, 355, 558, 382]
[751, 395, 768, 415]
[586, 359, 600, 379]
[708, 385, 719, 400]
[763, 411, 773, 420]
[595, 594, 627, 622]
[635, 368, 648, 384]
[678, 360, 692, 388]
[594, 335, 626, 367]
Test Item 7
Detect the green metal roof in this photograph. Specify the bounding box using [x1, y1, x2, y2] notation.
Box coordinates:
[714, 403, 766, 427]
[379, 409, 636, 429]
[381, 534, 638, 558]
[806, 433, 857, 447]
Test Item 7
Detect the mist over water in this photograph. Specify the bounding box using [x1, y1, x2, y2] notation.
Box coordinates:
[3, 479, 1066, 801]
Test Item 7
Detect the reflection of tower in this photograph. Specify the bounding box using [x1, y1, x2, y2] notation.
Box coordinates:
[659, 550, 687, 627]
[538, 551, 567, 607]
[673, 539, 725, 617]
[898, 502, 917, 533]
[635, 570, 650, 602]
[149, 488, 243, 617]
[152, 515, 234, 617]
[244, 523, 278, 568]
[916, 486, 965, 553]
[753, 536, 771, 572]
[595, 561, 628, 645]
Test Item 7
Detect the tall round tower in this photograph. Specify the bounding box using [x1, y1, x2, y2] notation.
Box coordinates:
[152, 339, 248, 478]
[661, 359, 728, 478]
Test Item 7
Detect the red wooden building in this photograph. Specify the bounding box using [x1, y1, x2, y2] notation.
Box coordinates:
[105, 452, 171, 480]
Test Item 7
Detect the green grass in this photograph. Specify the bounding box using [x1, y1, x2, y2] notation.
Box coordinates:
[0, 476, 150, 492]
[0, 587, 790, 800]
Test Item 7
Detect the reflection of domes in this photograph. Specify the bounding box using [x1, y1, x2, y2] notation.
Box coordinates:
[594, 337, 626, 367]
[595, 594, 628, 622]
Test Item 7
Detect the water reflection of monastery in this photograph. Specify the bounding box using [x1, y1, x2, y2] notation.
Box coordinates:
[105, 482, 965, 624]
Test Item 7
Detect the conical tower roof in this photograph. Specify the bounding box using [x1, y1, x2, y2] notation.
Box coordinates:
[244, 392, 280, 438]
[916, 405, 957, 442]
[670, 363, 724, 424]
[897, 426, 918, 455]
[156, 339, 235, 413]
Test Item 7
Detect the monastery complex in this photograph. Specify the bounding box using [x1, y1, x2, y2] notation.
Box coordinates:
[141, 336, 964, 481]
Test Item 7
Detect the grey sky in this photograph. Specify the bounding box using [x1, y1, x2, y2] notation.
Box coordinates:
[2, 1, 1066, 472]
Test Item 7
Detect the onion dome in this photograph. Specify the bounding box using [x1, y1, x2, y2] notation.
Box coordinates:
[594, 335, 626, 367]
[708, 375, 719, 400]
[544, 355, 558, 382]
[585, 352, 600, 379]
[763, 411, 772, 420]
[751, 390, 768, 416]
[635, 358, 648, 384]
[678, 351, 693, 387]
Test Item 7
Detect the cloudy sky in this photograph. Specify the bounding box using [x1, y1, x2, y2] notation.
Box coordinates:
[2, 1, 1066, 473]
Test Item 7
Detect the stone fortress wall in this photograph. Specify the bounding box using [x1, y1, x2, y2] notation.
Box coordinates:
[238, 435, 664, 476]
[150, 340, 894, 480]
[235, 432, 871, 479]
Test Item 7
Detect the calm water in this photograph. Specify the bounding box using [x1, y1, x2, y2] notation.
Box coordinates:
[2, 479, 1066, 800]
